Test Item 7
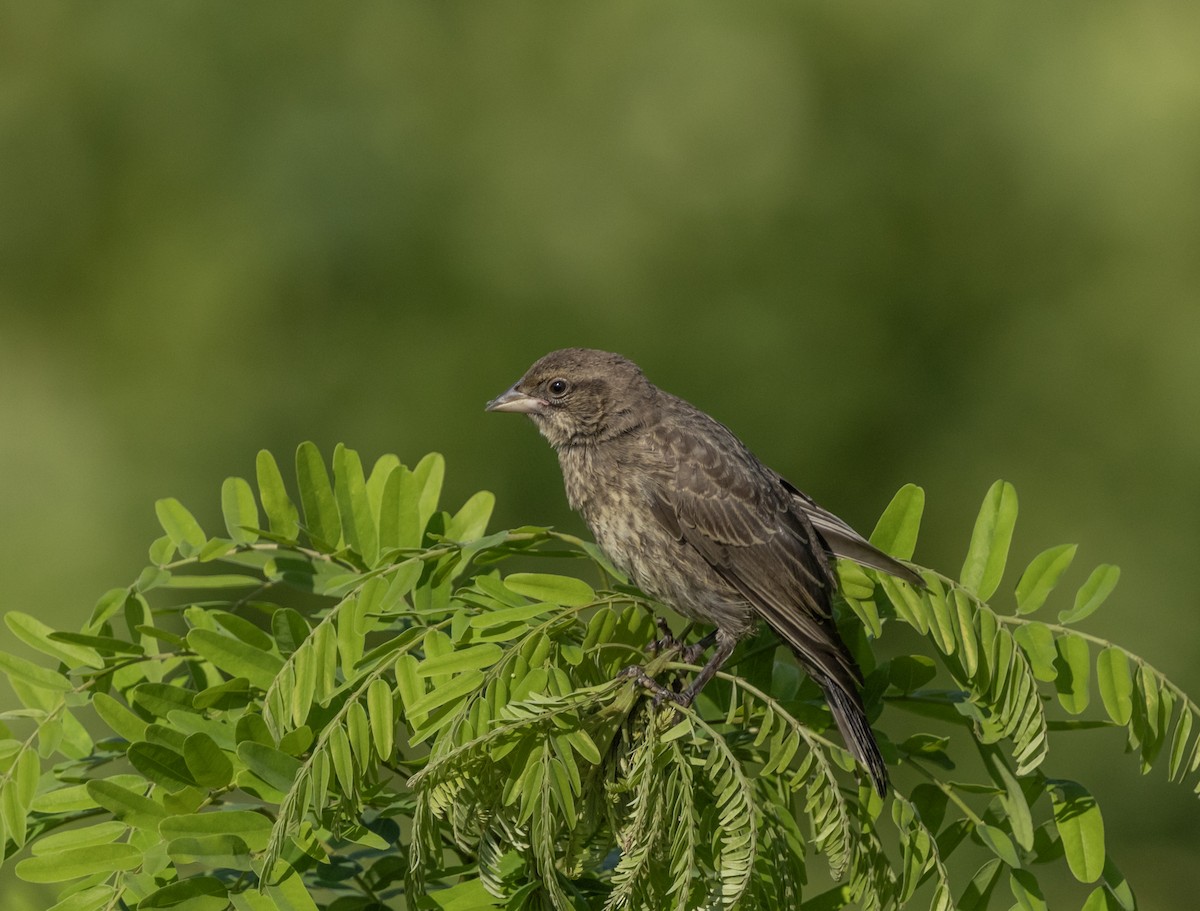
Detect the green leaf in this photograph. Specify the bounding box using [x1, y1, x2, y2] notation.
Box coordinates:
[1096, 647, 1133, 726]
[237, 741, 301, 792]
[888, 655, 937, 694]
[953, 589, 978, 678]
[188, 629, 284, 691]
[976, 824, 1021, 867]
[379, 464, 423, 551]
[926, 583, 957, 656]
[49, 631, 144, 656]
[128, 741, 198, 790]
[881, 574, 929, 634]
[1168, 708, 1193, 781]
[160, 810, 273, 852]
[2, 778, 28, 846]
[94, 692, 149, 741]
[959, 480, 1018, 601]
[416, 643, 504, 677]
[336, 593, 368, 671]
[211, 610, 275, 650]
[1048, 779, 1105, 883]
[148, 534, 175, 566]
[133, 682, 200, 718]
[166, 834, 252, 868]
[30, 783, 98, 815]
[221, 477, 260, 544]
[1014, 544, 1077, 615]
[272, 607, 311, 656]
[184, 732, 234, 789]
[140, 875, 228, 910]
[334, 443, 379, 565]
[1013, 621, 1058, 682]
[59, 707, 94, 759]
[6, 612, 103, 668]
[87, 779, 167, 829]
[909, 782, 949, 833]
[1054, 633, 1091, 714]
[12, 747, 38, 809]
[1101, 857, 1136, 911]
[30, 821, 128, 856]
[15, 843, 142, 883]
[0, 649, 73, 692]
[155, 497, 207, 558]
[469, 601, 560, 631]
[869, 483, 925, 560]
[366, 453, 401, 518]
[1059, 564, 1120, 625]
[295, 441, 341, 549]
[426, 875, 504, 910]
[347, 701, 371, 765]
[413, 451, 446, 531]
[406, 670, 485, 717]
[367, 678, 395, 760]
[198, 537, 236, 561]
[564, 728, 602, 764]
[235, 874, 322, 911]
[1009, 870, 1047, 911]
[255, 449, 300, 541]
[448, 490, 495, 543]
[329, 724, 355, 794]
[44, 887, 117, 911]
[958, 859, 1004, 911]
[986, 749, 1034, 851]
[162, 574, 264, 589]
[837, 562, 875, 607]
[503, 572, 595, 607]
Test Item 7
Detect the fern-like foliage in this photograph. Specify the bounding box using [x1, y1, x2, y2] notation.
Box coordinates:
[0, 446, 1192, 910]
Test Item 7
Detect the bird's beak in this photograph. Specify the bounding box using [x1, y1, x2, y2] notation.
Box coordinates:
[485, 384, 546, 414]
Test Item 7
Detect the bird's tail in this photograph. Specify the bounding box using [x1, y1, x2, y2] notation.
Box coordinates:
[821, 679, 889, 797]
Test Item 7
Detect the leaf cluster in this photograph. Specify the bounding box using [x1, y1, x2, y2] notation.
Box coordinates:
[0, 449, 1194, 911]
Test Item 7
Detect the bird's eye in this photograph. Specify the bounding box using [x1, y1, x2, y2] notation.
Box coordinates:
[548, 378, 569, 397]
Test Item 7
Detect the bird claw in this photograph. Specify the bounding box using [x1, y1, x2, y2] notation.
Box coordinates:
[646, 617, 681, 655]
[619, 664, 694, 708]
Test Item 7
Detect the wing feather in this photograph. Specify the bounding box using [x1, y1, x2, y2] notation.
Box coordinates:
[650, 409, 860, 687]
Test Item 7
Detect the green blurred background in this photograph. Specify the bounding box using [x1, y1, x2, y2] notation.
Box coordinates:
[2, 2, 1198, 906]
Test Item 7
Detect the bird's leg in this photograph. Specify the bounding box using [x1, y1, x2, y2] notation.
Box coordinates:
[646, 616, 679, 655]
[623, 629, 737, 708]
[649, 619, 716, 661]
[672, 630, 736, 707]
[618, 664, 681, 704]
[680, 630, 717, 665]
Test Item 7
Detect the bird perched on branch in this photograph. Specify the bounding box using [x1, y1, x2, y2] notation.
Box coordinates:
[486, 348, 920, 796]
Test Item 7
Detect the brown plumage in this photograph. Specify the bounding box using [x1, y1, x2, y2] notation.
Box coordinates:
[486, 348, 920, 795]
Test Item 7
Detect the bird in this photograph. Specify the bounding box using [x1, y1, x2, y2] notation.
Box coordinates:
[485, 348, 920, 796]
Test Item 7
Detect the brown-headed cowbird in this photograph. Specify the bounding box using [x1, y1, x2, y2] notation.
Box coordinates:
[487, 348, 920, 795]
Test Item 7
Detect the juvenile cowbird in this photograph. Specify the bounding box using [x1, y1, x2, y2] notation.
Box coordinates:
[487, 348, 920, 795]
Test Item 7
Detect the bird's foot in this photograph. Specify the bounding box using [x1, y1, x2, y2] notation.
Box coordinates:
[646, 617, 681, 655]
[618, 665, 694, 708]
[679, 640, 711, 665]
[647, 621, 716, 665]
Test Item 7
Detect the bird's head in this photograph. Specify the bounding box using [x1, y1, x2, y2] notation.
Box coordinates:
[486, 348, 655, 448]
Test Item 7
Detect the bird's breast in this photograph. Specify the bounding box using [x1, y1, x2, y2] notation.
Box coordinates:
[555, 443, 755, 635]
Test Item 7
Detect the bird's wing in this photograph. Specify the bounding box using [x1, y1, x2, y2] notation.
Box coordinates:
[781, 480, 924, 587]
[647, 411, 860, 686]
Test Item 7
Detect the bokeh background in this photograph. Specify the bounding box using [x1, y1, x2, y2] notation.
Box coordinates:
[3, 2, 1199, 907]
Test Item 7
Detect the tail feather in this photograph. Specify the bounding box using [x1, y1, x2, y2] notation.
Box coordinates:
[822, 681, 889, 796]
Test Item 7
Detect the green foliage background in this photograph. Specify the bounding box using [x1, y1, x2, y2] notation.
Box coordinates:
[1, 2, 1198, 906]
